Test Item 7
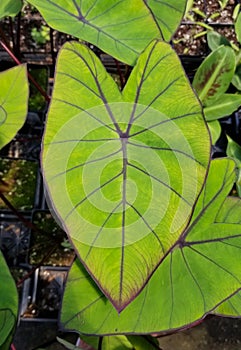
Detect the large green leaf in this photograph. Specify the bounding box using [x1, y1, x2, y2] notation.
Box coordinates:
[0, 0, 22, 19]
[192, 46, 236, 106]
[0, 65, 29, 149]
[204, 94, 241, 121]
[27, 0, 186, 65]
[0, 252, 18, 348]
[42, 40, 210, 311]
[60, 158, 241, 334]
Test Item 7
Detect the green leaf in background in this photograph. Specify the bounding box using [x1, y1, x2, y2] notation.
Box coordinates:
[61, 159, 241, 334]
[0, 0, 22, 19]
[207, 31, 231, 51]
[204, 94, 241, 121]
[227, 137, 241, 197]
[42, 40, 210, 311]
[235, 11, 241, 45]
[192, 46, 236, 105]
[232, 64, 241, 91]
[0, 65, 28, 149]
[207, 120, 221, 145]
[27, 0, 186, 65]
[0, 252, 18, 349]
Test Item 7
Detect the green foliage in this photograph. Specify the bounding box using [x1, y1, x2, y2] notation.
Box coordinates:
[0, 0, 22, 19]
[27, 0, 186, 65]
[61, 159, 241, 335]
[31, 25, 50, 45]
[42, 39, 210, 311]
[0, 252, 18, 349]
[227, 137, 241, 197]
[0, 65, 29, 149]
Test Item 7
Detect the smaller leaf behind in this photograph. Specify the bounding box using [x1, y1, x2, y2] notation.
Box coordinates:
[204, 94, 241, 121]
[0, 65, 29, 149]
[192, 46, 236, 105]
[0, 0, 22, 19]
[235, 12, 241, 45]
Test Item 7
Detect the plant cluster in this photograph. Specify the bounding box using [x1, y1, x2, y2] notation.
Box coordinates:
[0, 1, 241, 349]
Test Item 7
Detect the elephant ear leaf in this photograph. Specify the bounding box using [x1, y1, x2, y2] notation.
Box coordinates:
[0, 252, 18, 350]
[42, 39, 210, 312]
[27, 0, 186, 65]
[0, 65, 29, 150]
[0, 0, 22, 19]
[60, 158, 241, 335]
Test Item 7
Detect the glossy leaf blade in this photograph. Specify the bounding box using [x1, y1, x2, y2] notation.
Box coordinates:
[0, 0, 22, 18]
[27, 0, 186, 65]
[204, 94, 241, 121]
[60, 159, 241, 334]
[192, 46, 236, 105]
[0, 65, 29, 149]
[0, 252, 18, 348]
[43, 40, 210, 311]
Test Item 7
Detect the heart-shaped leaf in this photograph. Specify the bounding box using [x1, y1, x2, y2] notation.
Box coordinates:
[192, 46, 236, 105]
[0, 252, 18, 349]
[42, 40, 210, 311]
[0, 0, 22, 19]
[60, 158, 241, 334]
[27, 0, 186, 65]
[0, 65, 29, 149]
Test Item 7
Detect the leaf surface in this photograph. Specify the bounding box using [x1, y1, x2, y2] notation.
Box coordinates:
[60, 159, 241, 334]
[27, 0, 186, 65]
[0, 252, 18, 348]
[204, 94, 241, 121]
[235, 12, 241, 45]
[0, 65, 29, 149]
[192, 46, 236, 105]
[0, 0, 22, 18]
[42, 40, 210, 311]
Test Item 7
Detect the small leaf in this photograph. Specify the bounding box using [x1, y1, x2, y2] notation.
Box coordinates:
[0, 252, 18, 348]
[43, 40, 210, 311]
[0, 0, 22, 18]
[192, 46, 236, 105]
[60, 159, 241, 335]
[232, 64, 241, 91]
[204, 94, 241, 121]
[235, 12, 241, 45]
[27, 0, 186, 65]
[57, 337, 84, 349]
[207, 31, 231, 51]
[207, 120, 221, 144]
[227, 137, 241, 197]
[0, 65, 29, 149]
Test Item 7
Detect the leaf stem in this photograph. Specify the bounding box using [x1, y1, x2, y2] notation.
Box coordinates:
[98, 336, 103, 350]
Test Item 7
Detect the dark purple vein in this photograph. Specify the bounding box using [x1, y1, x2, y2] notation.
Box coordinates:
[65, 46, 122, 134]
[53, 98, 117, 132]
[154, 14, 173, 35]
[183, 162, 235, 242]
[188, 246, 241, 284]
[87, 1, 126, 22]
[72, 0, 83, 18]
[133, 76, 182, 123]
[58, 71, 102, 98]
[133, 285, 149, 331]
[127, 201, 165, 253]
[143, 0, 164, 38]
[128, 162, 192, 206]
[181, 248, 206, 311]
[129, 112, 200, 138]
[82, 0, 99, 18]
[127, 141, 205, 166]
[65, 171, 123, 221]
[184, 232, 241, 247]
[119, 140, 128, 306]
[84, 201, 123, 260]
[215, 198, 241, 223]
[45, 138, 118, 146]
[101, 15, 150, 29]
[49, 148, 122, 181]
